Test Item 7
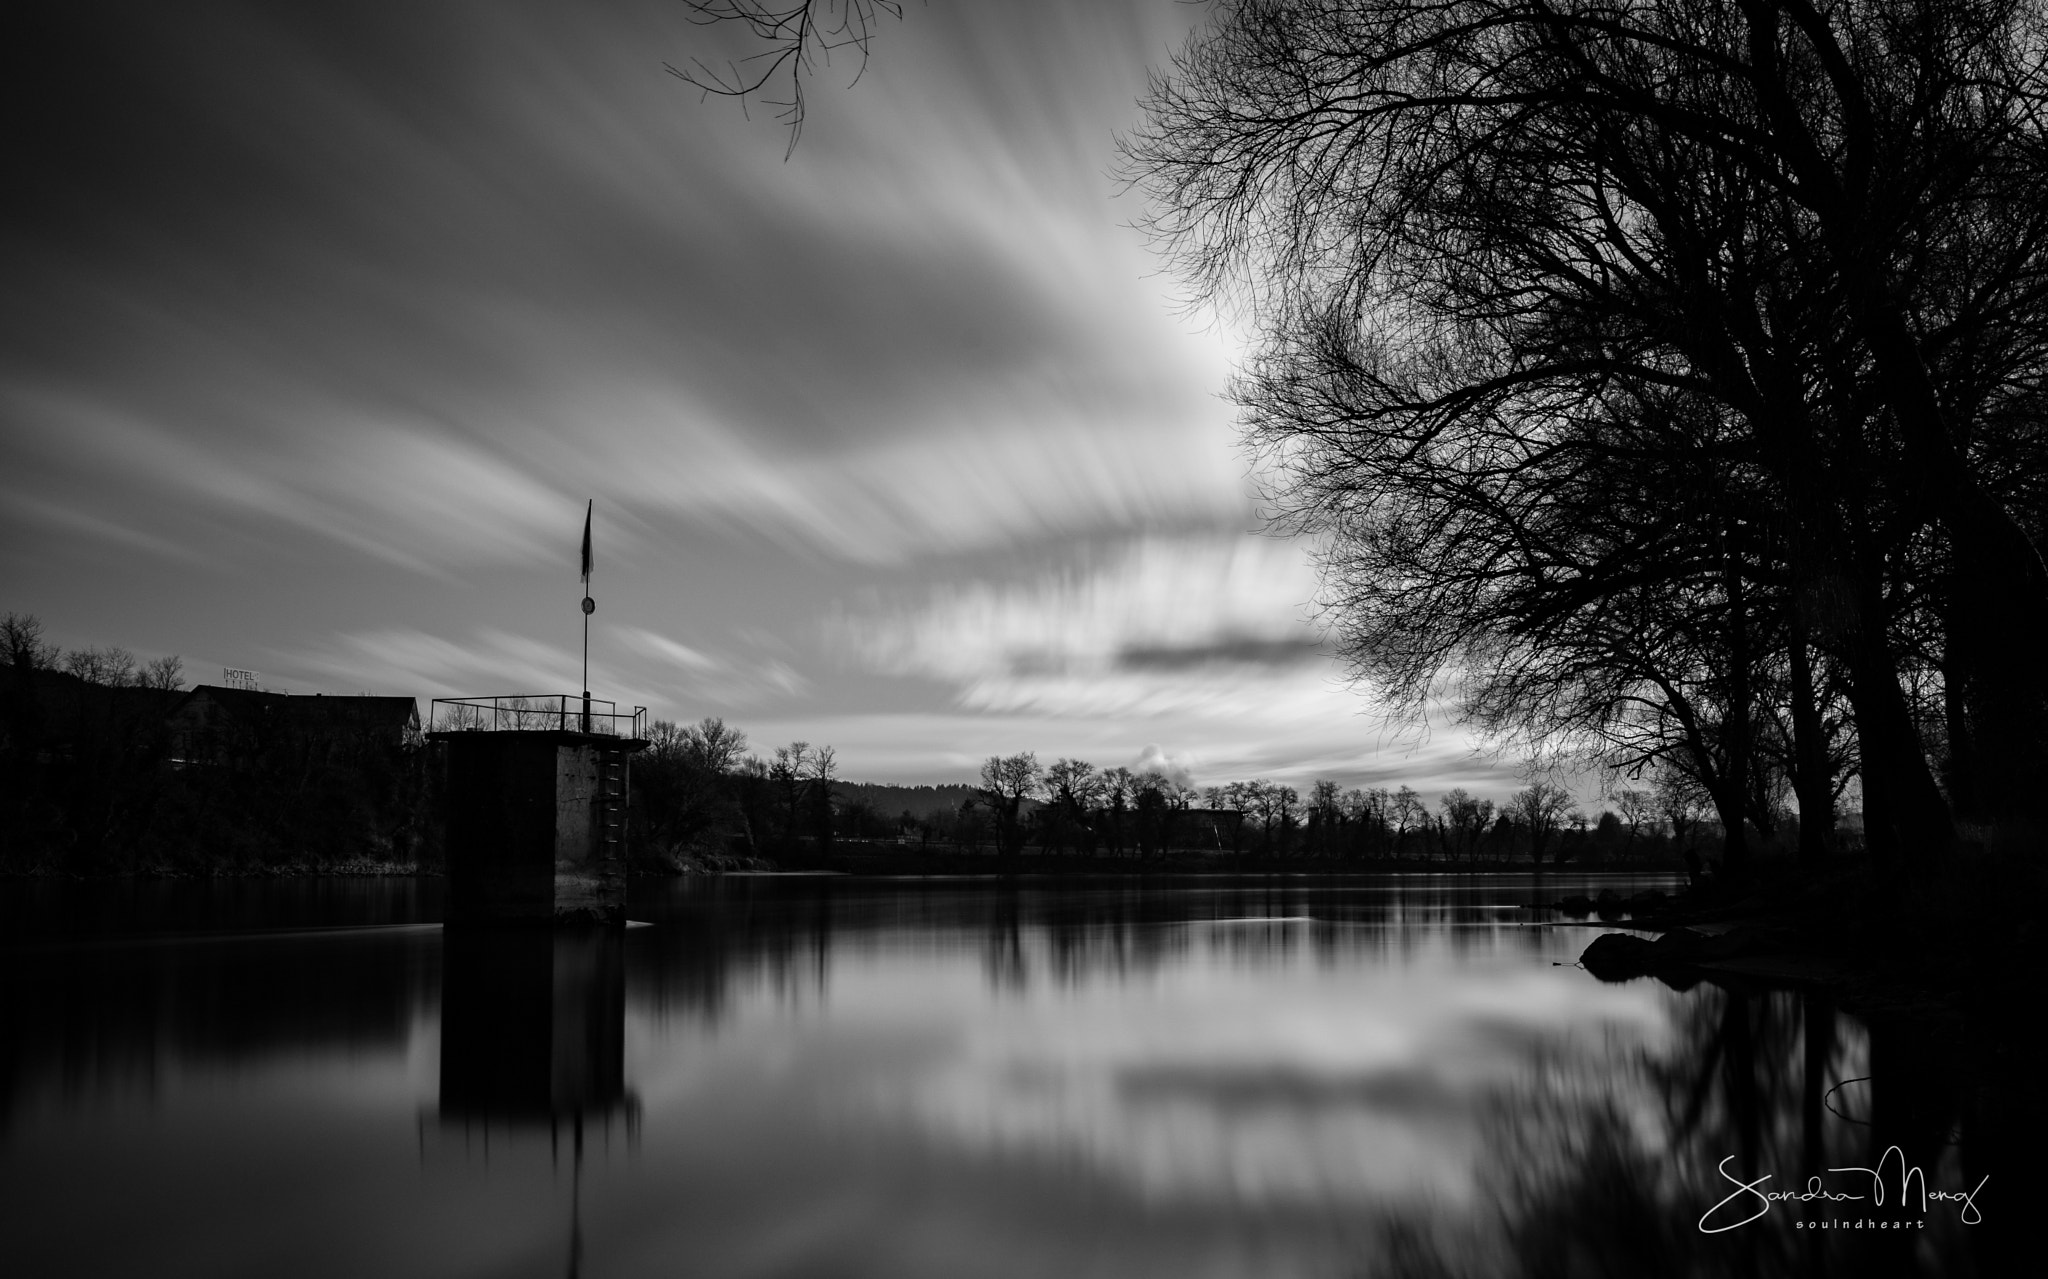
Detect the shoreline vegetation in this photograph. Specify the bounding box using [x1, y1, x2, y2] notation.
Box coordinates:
[2, 613, 1741, 880]
[8, 611, 2043, 1022]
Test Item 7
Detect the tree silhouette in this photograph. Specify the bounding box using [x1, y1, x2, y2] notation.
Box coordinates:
[1127, 0, 2048, 868]
[1508, 781, 1576, 868]
[976, 751, 1039, 868]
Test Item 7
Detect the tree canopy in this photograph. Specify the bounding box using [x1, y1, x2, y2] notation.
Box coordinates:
[1126, 0, 2048, 871]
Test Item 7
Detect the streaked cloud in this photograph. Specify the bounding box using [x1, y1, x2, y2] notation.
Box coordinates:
[3, 385, 575, 576]
[563, 385, 1252, 565]
[2, 0, 1547, 798]
[290, 628, 579, 703]
[291, 624, 805, 715]
[790, 535, 1524, 791]
[833, 534, 1326, 686]
[828, 534, 1360, 735]
[4, 1, 1247, 574]
[617, 626, 809, 707]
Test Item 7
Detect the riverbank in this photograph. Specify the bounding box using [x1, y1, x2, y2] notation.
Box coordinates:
[777, 846, 1686, 876]
[1556, 852, 2048, 1021]
[1, 858, 434, 880]
[1, 849, 1682, 881]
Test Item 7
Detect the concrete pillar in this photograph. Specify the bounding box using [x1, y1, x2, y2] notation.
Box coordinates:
[434, 730, 645, 927]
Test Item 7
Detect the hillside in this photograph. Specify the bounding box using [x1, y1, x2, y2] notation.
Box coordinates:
[835, 782, 983, 819]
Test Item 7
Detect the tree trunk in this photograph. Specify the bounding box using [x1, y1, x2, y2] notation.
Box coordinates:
[1832, 540, 1953, 871]
[1785, 618, 1835, 866]
[1719, 523, 1753, 881]
[1939, 623, 1982, 824]
[1853, 284, 2047, 839]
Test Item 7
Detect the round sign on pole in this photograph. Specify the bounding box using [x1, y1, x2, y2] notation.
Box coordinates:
[582, 596, 596, 615]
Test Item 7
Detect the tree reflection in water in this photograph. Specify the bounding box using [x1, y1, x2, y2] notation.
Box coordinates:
[1367, 976, 2037, 1279]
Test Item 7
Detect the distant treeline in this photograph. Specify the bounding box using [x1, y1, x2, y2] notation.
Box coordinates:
[3, 608, 1729, 876]
[633, 718, 1722, 872]
[1, 613, 434, 874]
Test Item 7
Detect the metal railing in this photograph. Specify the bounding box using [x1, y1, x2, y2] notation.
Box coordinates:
[430, 694, 647, 739]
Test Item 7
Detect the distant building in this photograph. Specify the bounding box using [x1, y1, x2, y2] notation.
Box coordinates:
[166, 685, 421, 766]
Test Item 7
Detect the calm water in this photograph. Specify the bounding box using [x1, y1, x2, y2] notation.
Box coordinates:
[0, 874, 2031, 1278]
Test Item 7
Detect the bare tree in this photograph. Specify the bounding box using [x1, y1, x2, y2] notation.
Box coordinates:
[63, 645, 136, 687]
[1087, 766, 1133, 857]
[1390, 786, 1425, 855]
[977, 751, 1039, 866]
[1131, 770, 1179, 858]
[1439, 788, 1495, 862]
[669, 0, 906, 154]
[1040, 758, 1101, 856]
[502, 695, 546, 731]
[805, 743, 838, 852]
[1128, 0, 2048, 869]
[683, 716, 750, 772]
[772, 741, 811, 845]
[638, 717, 755, 859]
[1308, 778, 1342, 857]
[1347, 786, 1392, 859]
[439, 701, 488, 732]
[2, 613, 56, 671]
[1507, 781, 1576, 869]
[138, 654, 185, 692]
[1655, 766, 1715, 867]
[1612, 787, 1655, 857]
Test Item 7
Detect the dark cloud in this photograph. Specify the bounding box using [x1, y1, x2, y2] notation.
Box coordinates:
[1116, 636, 1324, 671]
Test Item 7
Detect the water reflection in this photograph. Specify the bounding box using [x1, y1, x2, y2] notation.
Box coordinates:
[1459, 983, 2034, 1279]
[620, 874, 1598, 1012]
[0, 921, 437, 1129]
[438, 929, 631, 1129]
[0, 874, 2029, 1278]
[434, 929, 632, 1279]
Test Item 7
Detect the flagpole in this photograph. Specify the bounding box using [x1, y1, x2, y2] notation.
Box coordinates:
[580, 499, 593, 733]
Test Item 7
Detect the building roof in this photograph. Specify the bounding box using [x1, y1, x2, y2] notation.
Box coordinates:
[285, 694, 420, 731]
[168, 685, 419, 734]
[166, 683, 285, 721]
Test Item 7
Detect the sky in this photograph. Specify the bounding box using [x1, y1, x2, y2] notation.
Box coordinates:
[1, 0, 1526, 798]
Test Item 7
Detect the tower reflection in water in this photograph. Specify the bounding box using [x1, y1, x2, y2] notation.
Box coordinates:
[435, 927, 636, 1278]
[439, 928, 632, 1126]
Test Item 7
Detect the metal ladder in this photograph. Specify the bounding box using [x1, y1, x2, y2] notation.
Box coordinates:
[598, 751, 627, 867]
